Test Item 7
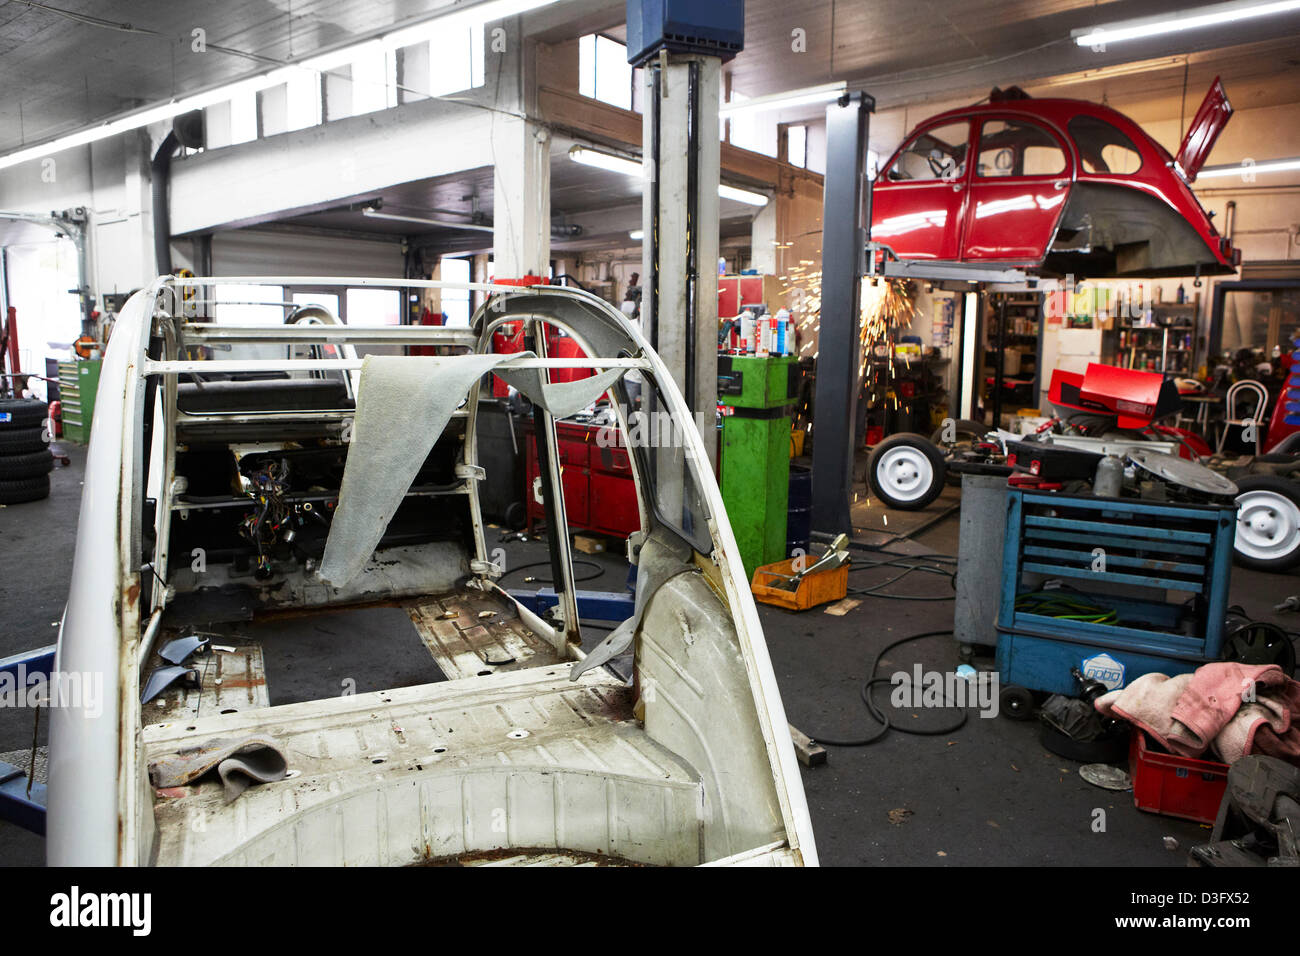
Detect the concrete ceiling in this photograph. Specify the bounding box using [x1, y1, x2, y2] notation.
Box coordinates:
[7, 0, 1300, 154]
[0, 0, 620, 153]
[5, 0, 1300, 254]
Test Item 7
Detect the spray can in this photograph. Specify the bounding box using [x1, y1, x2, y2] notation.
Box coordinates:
[740, 311, 754, 354]
[775, 308, 790, 355]
[756, 314, 770, 357]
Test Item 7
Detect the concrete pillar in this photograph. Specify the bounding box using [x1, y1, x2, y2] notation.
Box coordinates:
[488, 16, 550, 280]
[491, 115, 551, 279]
[641, 54, 721, 465]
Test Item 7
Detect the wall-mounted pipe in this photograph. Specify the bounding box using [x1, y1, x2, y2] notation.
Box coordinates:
[151, 112, 204, 277]
[151, 131, 179, 276]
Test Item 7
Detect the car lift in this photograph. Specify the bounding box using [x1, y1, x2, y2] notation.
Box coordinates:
[810, 91, 1037, 533]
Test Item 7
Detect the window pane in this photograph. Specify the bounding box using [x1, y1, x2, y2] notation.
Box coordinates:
[886, 122, 969, 182]
[1069, 115, 1142, 175]
[579, 34, 630, 109]
[788, 125, 807, 168]
[352, 48, 395, 115]
[291, 291, 340, 317]
[578, 34, 596, 99]
[214, 284, 284, 324]
[285, 68, 321, 130]
[727, 92, 778, 157]
[429, 25, 482, 96]
[976, 119, 1066, 178]
[595, 36, 631, 109]
[346, 288, 401, 325]
[230, 91, 258, 145]
[440, 257, 472, 327]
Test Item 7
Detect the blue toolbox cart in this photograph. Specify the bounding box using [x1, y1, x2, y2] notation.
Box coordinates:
[995, 488, 1236, 717]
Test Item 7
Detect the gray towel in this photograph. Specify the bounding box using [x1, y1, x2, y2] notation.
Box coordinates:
[150, 735, 289, 803]
[320, 354, 624, 587]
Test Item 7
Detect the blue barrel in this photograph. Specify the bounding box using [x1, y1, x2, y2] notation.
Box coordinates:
[786, 464, 812, 557]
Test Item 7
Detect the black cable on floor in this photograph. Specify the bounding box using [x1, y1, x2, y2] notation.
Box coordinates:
[807, 630, 970, 746]
[497, 559, 607, 584]
[845, 555, 957, 601]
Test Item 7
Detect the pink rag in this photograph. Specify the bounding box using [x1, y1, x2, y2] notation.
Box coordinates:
[1095, 663, 1300, 765]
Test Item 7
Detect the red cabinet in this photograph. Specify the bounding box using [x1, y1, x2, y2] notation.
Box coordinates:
[523, 420, 640, 539]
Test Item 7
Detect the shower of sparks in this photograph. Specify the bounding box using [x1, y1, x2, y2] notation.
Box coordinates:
[859, 278, 918, 380]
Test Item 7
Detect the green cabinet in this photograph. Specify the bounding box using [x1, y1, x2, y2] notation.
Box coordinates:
[58, 359, 102, 444]
[718, 355, 797, 578]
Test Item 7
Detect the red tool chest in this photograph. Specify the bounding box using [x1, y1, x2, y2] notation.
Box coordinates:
[523, 420, 640, 539]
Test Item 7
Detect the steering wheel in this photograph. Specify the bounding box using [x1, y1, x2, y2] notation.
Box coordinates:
[926, 151, 950, 178]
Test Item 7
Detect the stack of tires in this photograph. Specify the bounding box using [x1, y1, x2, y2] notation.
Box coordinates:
[0, 398, 54, 504]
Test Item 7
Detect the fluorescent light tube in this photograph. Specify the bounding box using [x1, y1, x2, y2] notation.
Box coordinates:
[718, 184, 769, 206]
[568, 145, 643, 176]
[1073, 0, 1300, 47]
[569, 146, 770, 206]
[1195, 157, 1300, 178]
[720, 82, 848, 118]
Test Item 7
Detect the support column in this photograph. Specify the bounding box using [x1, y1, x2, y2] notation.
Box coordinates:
[489, 17, 550, 280]
[491, 115, 551, 279]
[641, 54, 721, 465]
[811, 92, 873, 534]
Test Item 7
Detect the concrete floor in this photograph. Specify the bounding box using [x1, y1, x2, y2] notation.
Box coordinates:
[1, 444, 1295, 866]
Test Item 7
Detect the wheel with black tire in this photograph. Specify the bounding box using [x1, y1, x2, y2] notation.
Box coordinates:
[930, 418, 989, 448]
[999, 685, 1036, 721]
[0, 474, 49, 504]
[1221, 621, 1297, 676]
[1233, 475, 1300, 572]
[0, 449, 53, 479]
[503, 500, 527, 531]
[868, 432, 947, 510]
[0, 427, 48, 455]
[0, 398, 48, 429]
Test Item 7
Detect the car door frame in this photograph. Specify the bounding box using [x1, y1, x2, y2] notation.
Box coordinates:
[871, 115, 977, 261]
[960, 111, 1075, 263]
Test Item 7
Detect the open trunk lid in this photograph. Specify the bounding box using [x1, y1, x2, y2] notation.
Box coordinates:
[1175, 76, 1232, 182]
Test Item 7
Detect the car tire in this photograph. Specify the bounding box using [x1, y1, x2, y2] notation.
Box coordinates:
[868, 433, 947, 510]
[1233, 475, 1300, 572]
[0, 427, 48, 455]
[0, 449, 54, 479]
[0, 474, 50, 504]
[930, 418, 988, 447]
[0, 399, 49, 430]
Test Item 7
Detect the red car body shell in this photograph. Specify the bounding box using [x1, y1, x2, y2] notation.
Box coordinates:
[871, 85, 1237, 277]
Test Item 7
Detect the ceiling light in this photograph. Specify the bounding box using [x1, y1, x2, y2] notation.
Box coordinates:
[0, 0, 562, 171]
[568, 146, 769, 206]
[1195, 157, 1300, 178]
[1072, 0, 1300, 48]
[720, 82, 848, 118]
[718, 184, 769, 207]
[629, 229, 644, 240]
[568, 145, 643, 177]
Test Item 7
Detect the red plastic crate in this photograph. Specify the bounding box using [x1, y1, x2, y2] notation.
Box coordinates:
[1129, 731, 1229, 825]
